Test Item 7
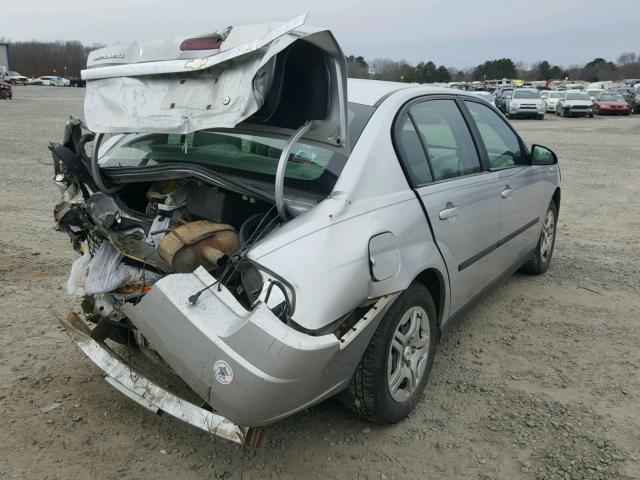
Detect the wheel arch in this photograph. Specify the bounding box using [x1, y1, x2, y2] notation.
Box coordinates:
[413, 268, 447, 332]
[552, 187, 561, 214]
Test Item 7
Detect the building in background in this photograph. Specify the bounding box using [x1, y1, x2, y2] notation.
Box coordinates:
[0, 43, 10, 80]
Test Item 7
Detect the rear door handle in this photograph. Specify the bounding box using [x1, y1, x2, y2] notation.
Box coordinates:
[501, 186, 513, 199]
[439, 204, 459, 220]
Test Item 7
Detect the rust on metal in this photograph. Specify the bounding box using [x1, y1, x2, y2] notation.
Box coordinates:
[158, 220, 239, 272]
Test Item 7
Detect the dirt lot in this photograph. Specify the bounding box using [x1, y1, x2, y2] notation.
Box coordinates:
[1, 86, 639, 480]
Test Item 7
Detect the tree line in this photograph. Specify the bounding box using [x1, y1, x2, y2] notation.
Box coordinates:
[0, 39, 103, 78]
[2, 39, 639, 83]
[349, 52, 640, 83]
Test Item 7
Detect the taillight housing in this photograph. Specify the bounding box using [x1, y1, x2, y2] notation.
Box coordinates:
[180, 36, 223, 51]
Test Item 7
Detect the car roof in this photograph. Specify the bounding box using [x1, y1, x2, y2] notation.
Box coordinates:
[346, 78, 470, 106]
[347, 79, 414, 105]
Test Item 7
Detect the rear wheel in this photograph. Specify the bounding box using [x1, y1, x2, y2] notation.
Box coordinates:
[520, 200, 557, 275]
[341, 284, 437, 424]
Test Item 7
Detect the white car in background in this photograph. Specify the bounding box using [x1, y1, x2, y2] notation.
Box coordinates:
[506, 89, 545, 119]
[7, 71, 29, 85]
[556, 91, 594, 118]
[544, 91, 564, 113]
[30, 76, 65, 86]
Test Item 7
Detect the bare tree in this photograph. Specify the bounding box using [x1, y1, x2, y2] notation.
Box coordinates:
[617, 52, 637, 65]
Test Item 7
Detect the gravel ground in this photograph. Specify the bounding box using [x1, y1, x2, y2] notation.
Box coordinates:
[1, 86, 639, 480]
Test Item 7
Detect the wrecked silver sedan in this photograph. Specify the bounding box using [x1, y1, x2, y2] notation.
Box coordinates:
[52, 16, 560, 445]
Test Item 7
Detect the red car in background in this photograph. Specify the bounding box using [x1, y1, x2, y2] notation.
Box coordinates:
[593, 93, 631, 115]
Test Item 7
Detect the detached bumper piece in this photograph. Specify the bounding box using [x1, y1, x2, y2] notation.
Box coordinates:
[57, 311, 264, 446]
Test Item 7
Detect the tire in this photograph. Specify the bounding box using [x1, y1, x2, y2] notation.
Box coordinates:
[340, 283, 437, 424]
[520, 200, 558, 275]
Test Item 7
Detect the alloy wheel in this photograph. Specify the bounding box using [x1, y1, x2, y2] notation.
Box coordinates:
[387, 306, 431, 402]
[540, 209, 555, 263]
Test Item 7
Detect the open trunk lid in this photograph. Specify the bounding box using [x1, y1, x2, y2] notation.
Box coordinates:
[81, 14, 349, 152]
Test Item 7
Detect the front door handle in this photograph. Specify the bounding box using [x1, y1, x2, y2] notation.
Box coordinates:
[439, 203, 459, 220]
[501, 186, 513, 199]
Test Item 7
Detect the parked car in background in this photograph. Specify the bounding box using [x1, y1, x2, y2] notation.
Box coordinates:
[59, 77, 71, 87]
[469, 91, 495, 104]
[506, 89, 545, 119]
[587, 88, 605, 101]
[495, 87, 514, 113]
[539, 91, 550, 101]
[556, 91, 593, 117]
[7, 71, 29, 85]
[610, 87, 639, 114]
[544, 91, 565, 113]
[69, 78, 86, 87]
[51, 17, 561, 445]
[495, 88, 514, 115]
[30, 76, 65, 86]
[593, 92, 631, 115]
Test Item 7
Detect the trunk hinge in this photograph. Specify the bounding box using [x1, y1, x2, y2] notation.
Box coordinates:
[275, 121, 312, 220]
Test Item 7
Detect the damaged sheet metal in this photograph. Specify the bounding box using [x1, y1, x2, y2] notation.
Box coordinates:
[56, 311, 247, 444]
[120, 266, 347, 426]
[81, 14, 349, 153]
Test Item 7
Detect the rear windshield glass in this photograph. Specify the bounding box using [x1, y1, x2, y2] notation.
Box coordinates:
[513, 90, 540, 99]
[548, 92, 563, 99]
[100, 103, 375, 196]
[566, 93, 590, 100]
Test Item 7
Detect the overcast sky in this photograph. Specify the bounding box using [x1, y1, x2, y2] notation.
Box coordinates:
[2, 0, 638, 69]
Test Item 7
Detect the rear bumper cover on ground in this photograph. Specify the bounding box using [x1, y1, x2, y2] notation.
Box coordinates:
[57, 311, 250, 444]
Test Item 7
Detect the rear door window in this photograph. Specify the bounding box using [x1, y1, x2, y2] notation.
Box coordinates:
[408, 99, 481, 181]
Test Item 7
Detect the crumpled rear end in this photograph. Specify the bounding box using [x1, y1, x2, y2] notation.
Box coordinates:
[120, 267, 376, 426]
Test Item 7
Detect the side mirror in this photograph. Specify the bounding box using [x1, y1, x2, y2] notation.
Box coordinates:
[531, 144, 557, 165]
